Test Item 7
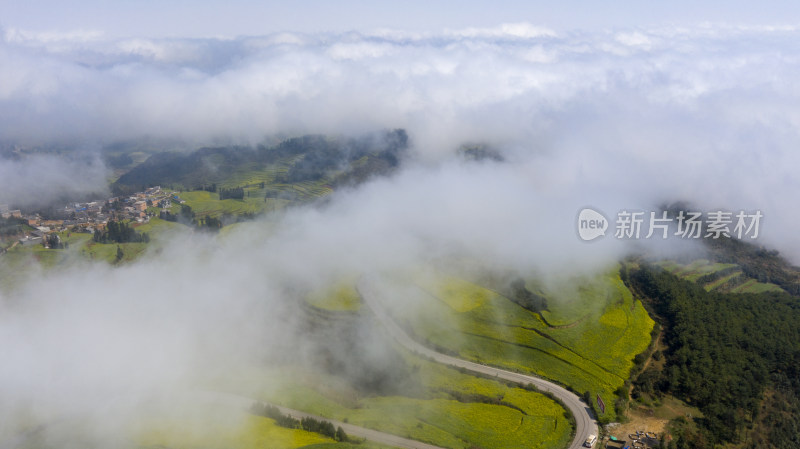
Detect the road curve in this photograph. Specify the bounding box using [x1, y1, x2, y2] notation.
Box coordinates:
[357, 278, 598, 449]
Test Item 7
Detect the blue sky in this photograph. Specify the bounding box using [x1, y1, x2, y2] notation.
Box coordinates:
[2, 0, 800, 37]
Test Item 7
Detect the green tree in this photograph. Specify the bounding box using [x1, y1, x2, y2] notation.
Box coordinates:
[335, 426, 347, 442]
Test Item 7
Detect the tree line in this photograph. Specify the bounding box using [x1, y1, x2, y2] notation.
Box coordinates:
[93, 220, 149, 244]
[218, 186, 244, 200]
[159, 204, 221, 232]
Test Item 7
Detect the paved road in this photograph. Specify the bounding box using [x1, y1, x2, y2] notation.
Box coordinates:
[357, 278, 599, 449]
[272, 404, 446, 449]
[196, 391, 448, 449]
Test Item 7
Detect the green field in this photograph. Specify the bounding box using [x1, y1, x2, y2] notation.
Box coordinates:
[170, 156, 335, 220]
[133, 397, 394, 449]
[383, 269, 654, 421]
[174, 177, 333, 220]
[0, 222, 170, 288]
[657, 259, 783, 293]
[214, 352, 572, 449]
[132, 216, 186, 235]
[5, 400, 353, 449]
[135, 414, 333, 449]
[417, 276, 493, 312]
[306, 280, 363, 312]
[301, 444, 396, 449]
[658, 259, 737, 282]
[176, 191, 272, 218]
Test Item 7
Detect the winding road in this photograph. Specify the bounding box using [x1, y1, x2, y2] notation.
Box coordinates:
[1, 279, 597, 449]
[357, 278, 598, 449]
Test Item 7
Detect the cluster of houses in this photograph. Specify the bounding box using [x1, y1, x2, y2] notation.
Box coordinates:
[8, 187, 184, 248]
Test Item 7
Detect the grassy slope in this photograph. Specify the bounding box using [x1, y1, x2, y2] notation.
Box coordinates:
[387, 269, 654, 421]
[213, 348, 572, 449]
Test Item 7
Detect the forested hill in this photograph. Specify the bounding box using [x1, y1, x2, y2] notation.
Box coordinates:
[111, 129, 408, 195]
[626, 263, 800, 449]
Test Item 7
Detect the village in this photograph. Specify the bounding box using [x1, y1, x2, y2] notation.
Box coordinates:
[1, 186, 184, 248]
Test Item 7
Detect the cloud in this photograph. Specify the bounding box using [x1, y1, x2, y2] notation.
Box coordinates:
[445, 22, 558, 39]
[0, 22, 797, 247]
[2, 23, 800, 444]
[0, 23, 798, 251]
[0, 152, 109, 208]
[0, 233, 292, 442]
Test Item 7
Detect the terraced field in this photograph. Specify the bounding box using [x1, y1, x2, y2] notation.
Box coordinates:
[217, 353, 573, 449]
[209, 281, 573, 449]
[657, 259, 783, 293]
[384, 269, 654, 420]
[220, 161, 287, 188]
[658, 259, 737, 282]
[175, 174, 333, 220]
[176, 191, 270, 218]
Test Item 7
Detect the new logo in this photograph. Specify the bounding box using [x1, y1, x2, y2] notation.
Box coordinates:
[577, 208, 608, 241]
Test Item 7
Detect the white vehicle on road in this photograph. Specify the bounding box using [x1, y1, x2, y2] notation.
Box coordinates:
[583, 434, 597, 447]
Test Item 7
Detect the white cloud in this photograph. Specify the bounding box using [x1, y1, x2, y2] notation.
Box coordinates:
[3, 27, 105, 44]
[1, 24, 799, 257]
[0, 153, 109, 207]
[446, 22, 558, 39]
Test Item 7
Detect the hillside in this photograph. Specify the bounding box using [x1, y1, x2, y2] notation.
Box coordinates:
[626, 263, 800, 449]
[209, 278, 575, 449]
[111, 130, 408, 196]
[622, 234, 800, 449]
[379, 269, 654, 423]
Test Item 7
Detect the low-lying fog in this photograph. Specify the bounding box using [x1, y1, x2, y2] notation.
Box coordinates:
[2, 22, 800, 446]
